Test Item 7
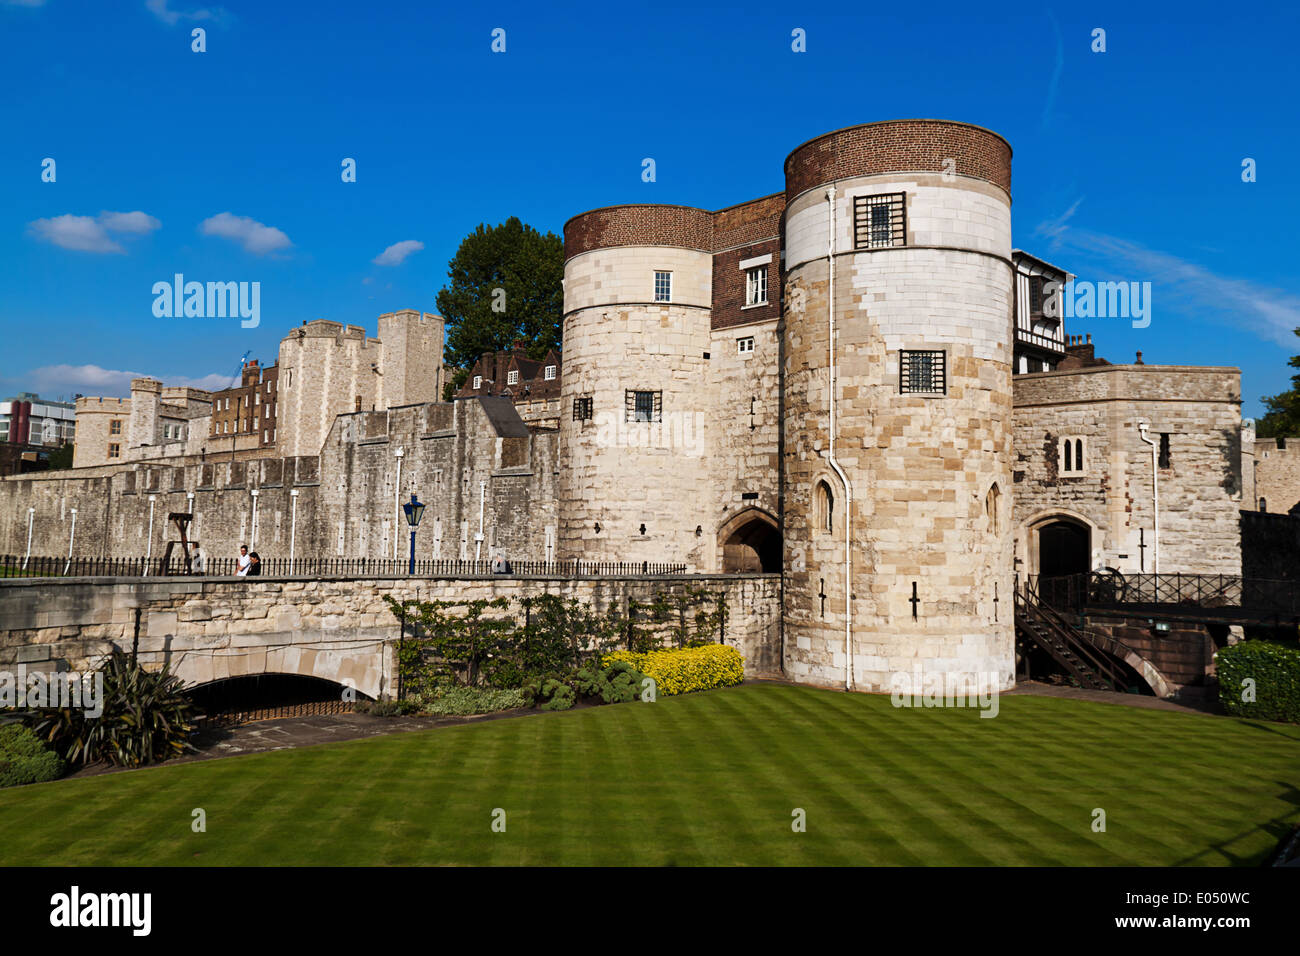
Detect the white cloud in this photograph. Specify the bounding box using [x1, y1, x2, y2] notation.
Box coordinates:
[22, 364, 230, 398]
[1036, 204, 1300, 348]
[199, 212, 292, 256]
[145, 0, 226, 25]
[98, 210, 161, 235]
[27, 210, 161, 254]
[372, 239, 424, 267]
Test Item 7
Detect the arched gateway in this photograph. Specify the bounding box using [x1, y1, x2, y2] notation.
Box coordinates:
[718, 508, 781, 572]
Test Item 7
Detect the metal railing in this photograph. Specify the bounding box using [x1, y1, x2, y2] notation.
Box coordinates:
[1028, 571, 1300, 619]
[1, 554, 692, 580]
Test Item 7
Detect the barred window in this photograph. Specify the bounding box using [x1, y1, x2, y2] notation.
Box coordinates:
[853, 193, 906, 249]
[899, 350, 946, 395]
[626, 389, 662, 423]
[654, 271, 672, 302]
[745, 266, 768, 306]
[573, 396, 594, 421]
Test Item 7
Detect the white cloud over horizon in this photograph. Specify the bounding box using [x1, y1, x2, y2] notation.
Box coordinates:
[372, 239, 424, 266]
[146, 0, 227, 25]
[199, 212, 292, 256]
[28, 210, 161, 254]
[1036, 200, 1300, 349]
[14, 364, 231, 400]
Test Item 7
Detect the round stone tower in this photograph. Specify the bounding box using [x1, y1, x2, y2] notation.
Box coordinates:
[781, 120, 1016, 692]
[558, 204, 715, 567]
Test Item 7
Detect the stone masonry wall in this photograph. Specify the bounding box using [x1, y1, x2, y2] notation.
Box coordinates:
[0, 573, 783, 699]
[1012, 364, 1243, 576]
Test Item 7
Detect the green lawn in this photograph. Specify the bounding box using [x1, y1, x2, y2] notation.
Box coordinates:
[2, 683, 1297, 865]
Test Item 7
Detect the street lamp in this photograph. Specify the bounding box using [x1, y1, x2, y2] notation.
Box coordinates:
[401, 493, 425, 575]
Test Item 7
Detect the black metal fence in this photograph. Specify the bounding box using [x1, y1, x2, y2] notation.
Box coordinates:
[1028, 571, 1300, 619]
[1, 554, 691, 580]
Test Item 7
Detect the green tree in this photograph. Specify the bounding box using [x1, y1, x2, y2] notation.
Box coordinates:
[1256, 326, 1300, 439]
[46, 443, 73, 471]
[435, 217, 563, 397]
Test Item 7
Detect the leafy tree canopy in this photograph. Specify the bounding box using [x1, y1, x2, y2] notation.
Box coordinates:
[436, 217, 563, 397]
[1256, 326, 1300, 439]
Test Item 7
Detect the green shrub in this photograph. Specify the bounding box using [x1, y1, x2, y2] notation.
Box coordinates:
[415, 686, 528, 717]
[356, 698, 419, 717]
[0, 723, 65, 788]
[573, 659, 647, 704]
[1217, 639, 1300, 723]
[606, 644, 744, 697]
[526, 678, 576, 711]
[23, 651, 200, 768]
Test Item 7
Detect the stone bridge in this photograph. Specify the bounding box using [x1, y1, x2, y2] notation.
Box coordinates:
[0, 574, 782, 699]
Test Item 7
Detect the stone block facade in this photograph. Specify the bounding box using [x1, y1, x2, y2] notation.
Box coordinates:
[1011, 364, 1244, 577]
[0, 573, 782, 698]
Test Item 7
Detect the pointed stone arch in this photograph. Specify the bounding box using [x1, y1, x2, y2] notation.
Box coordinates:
[718, 506, 781, 573]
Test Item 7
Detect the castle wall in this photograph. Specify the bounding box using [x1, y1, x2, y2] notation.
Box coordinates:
[1011, 364, 1243, 576]
[1249, 436, 1300, 514]
[1, 400, 556, 567]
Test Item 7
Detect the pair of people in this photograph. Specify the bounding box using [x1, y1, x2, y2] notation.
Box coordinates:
[236, 545, 262, 576]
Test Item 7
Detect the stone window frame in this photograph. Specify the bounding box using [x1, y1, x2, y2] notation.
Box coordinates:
[853, 192, 907, 250]
[815, 478, 836, 535]
[109, 419, 122, 435]
[1059, 436, 1087, 476]
[737, 336, 755, 356]
[625, 389, 662, 424]
[899, 349, 947, 396]
[654, 270, 672, 303]
[108, 443, 121, 459]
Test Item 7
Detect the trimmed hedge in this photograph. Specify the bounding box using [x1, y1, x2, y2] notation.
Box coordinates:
[1217, 640, 1300, 724]
[605, 644, 744, 697]
[0, 723, 65, 789]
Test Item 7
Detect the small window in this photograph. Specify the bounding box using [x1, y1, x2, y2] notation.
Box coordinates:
[1158, 433, 1171, 470]
[354, 396, 362, 412]
[853, 193, 906, 249]
[109, 419, 122, 435]
[985, 484, 1001, 535]
[507, 370, 519, 385]
[544, 365, 556, 381]
[573, 396, 594, 421]
[1028, 276, 1046, 316]
[654, 271, 672, 303]
[1060, 437, 1086, 476]
[264, 429, 269, 442]
[737, 336, 755, 355]
[625, 390, 662, 423]
[108, 443, 120, 458]
[745, 266, 768, 306]
[899, 350, 946, 395]
[816, 480, 834, 533]
[254, 393, 260, 406]
[1260, 497, 1268, 512]
[473, 375, 482, 390]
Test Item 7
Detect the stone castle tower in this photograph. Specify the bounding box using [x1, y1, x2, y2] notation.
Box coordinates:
[780, 121, 1015, 693]
[557, 119, 1016, 691]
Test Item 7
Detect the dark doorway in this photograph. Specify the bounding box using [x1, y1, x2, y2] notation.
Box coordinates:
[1038, 520, 1090, 578]
[722, 516, 781, 572]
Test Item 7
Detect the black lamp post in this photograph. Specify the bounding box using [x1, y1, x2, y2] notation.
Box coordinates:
[402, 493, 425, 575]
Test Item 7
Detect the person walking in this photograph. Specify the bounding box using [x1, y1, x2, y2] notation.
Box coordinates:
[236, 545, 251, 576]
[190, 541, 207, 575]
[247, 551, 262, 576]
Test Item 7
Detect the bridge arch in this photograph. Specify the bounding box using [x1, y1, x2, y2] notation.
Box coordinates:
[159, 642, 391, 701]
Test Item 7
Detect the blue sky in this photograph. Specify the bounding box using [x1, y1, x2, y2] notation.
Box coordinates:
[2, 0, 1298, 418]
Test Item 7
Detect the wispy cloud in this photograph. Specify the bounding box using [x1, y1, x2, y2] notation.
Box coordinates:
[372, 239, 424, 266]
[199, 212, 291, 256]
[1042, 10, 1065, 130]
[1037, 203, 1300, 347]
[18, 364, 230, 398]
[28, 210, 161, 254]
[145, 0, 227, 26]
